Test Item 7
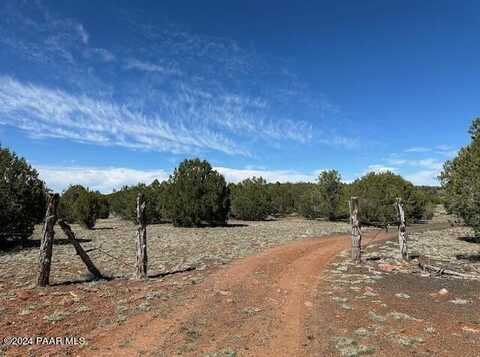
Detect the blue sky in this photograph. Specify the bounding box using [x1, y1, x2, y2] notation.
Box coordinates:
[0, 0, 478, 192]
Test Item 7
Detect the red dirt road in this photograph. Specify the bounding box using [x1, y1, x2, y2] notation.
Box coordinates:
[80, 231, 390, 356]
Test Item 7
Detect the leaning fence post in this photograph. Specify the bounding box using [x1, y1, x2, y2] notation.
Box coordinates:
[136, 193, 148, 279]
[349, 197, 362, 263]
[395, 198, 408, 260]
[37, 193, 60, 287]
[58, 219, 104, 279]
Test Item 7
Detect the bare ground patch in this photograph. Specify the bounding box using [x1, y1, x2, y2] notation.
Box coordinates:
[311, 226, 480, 356]
[0, 217, 351, 356]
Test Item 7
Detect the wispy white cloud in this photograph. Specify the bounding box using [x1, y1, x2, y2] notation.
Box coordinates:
[362, 164, 398, 176]
[374, 148, 455, 186]
[405, 147, 431, 153]
[216, 167, 317, 184]
[318, 135, 359, 150]
[0, 0, 357, 158]
[124, 58, 181, 75]
[404, 145, 457, 158]
[0, 76, 243, 155]
[38, 166, 169, 193]
[76, 24, 89, 45]
[404, 170, 440, 186]
[38, 165, 325, 193]
[386, 158, 443, 170]
[84, 48, 116, 62]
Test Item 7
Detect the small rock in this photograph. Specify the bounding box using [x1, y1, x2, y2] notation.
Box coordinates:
[16, 290, 31, 301]
[438, 288, 449, 296]
[369, 311, 386, 322]
[378, 263, 398, 272]
[354, 328, 370, 337]
[304, 301, 313, 308]
[449, 298, 468, 305]
[332, 297, 348, 303]
[462, 326, 480, 334]
[395, 293, 410, 299]
[388, 312, 421, 321]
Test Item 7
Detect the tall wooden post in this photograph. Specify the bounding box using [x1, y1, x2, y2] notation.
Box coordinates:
[136, 193, 148, 279]
[37, 193, 60, 287]
[395, 198, 408, 260]
[349, 197, 362, 263]
[58, 220, 103, 279]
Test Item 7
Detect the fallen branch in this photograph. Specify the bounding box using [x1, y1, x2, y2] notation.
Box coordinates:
[418, 261, 480, 279]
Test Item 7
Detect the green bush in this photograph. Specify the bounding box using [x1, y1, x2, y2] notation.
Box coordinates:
[297, 186, 322, 219]
[59, 185, 97, 229]
[268, 182, 296, 215]
[167, 159, 230, 227]
[230, 177, 272, 220]
[441, 118, 480, 237]
[109, 185, 140, 221]
[0, 146, 47, 241]
[109, 180, 169, 224]
[75, 189, 97, 229]
[350, 171, 432, 226]
[95, 193, 110, 219]
[317, 170, 344, 220]
[58, 185, 84, 222]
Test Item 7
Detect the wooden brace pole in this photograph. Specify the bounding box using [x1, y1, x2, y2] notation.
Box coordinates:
[395, 198, 408, 260]
[136, 193, 148, 279]
[349, 197, 362, 263]
[37, 193, 60, 287]
[58, 219, 103, 279]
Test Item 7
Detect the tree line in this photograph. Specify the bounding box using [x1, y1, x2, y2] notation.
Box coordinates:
[105, 160, 435, 228]
[2, 117, 479, 243]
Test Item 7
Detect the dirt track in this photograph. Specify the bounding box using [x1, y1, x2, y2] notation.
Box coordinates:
[79, 231, 390, 356]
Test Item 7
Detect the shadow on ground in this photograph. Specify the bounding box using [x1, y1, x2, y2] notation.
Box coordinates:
[0, 238, 92, 252]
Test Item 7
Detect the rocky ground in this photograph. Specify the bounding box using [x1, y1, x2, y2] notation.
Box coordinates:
[0, 217, 352, 286]
[0, 217, 351, 356]
[1, 218, 479, 356]
[312, 226, 480, 356]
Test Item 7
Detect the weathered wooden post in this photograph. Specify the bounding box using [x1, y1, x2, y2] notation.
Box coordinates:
[37, 193, 60, 287]
[136, 193, 148, 279]
[349, 197, 362, 263]
[58, 219, 103, 279]
[395, 198, 408, 260]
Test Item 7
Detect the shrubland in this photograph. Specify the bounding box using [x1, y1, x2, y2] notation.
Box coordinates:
[229, 177, 272, 220]
[107, 163, 438, 226]
[349, 171, 434, 226]
[58, 185, 98, 229]
[2, 149, 442, 239]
